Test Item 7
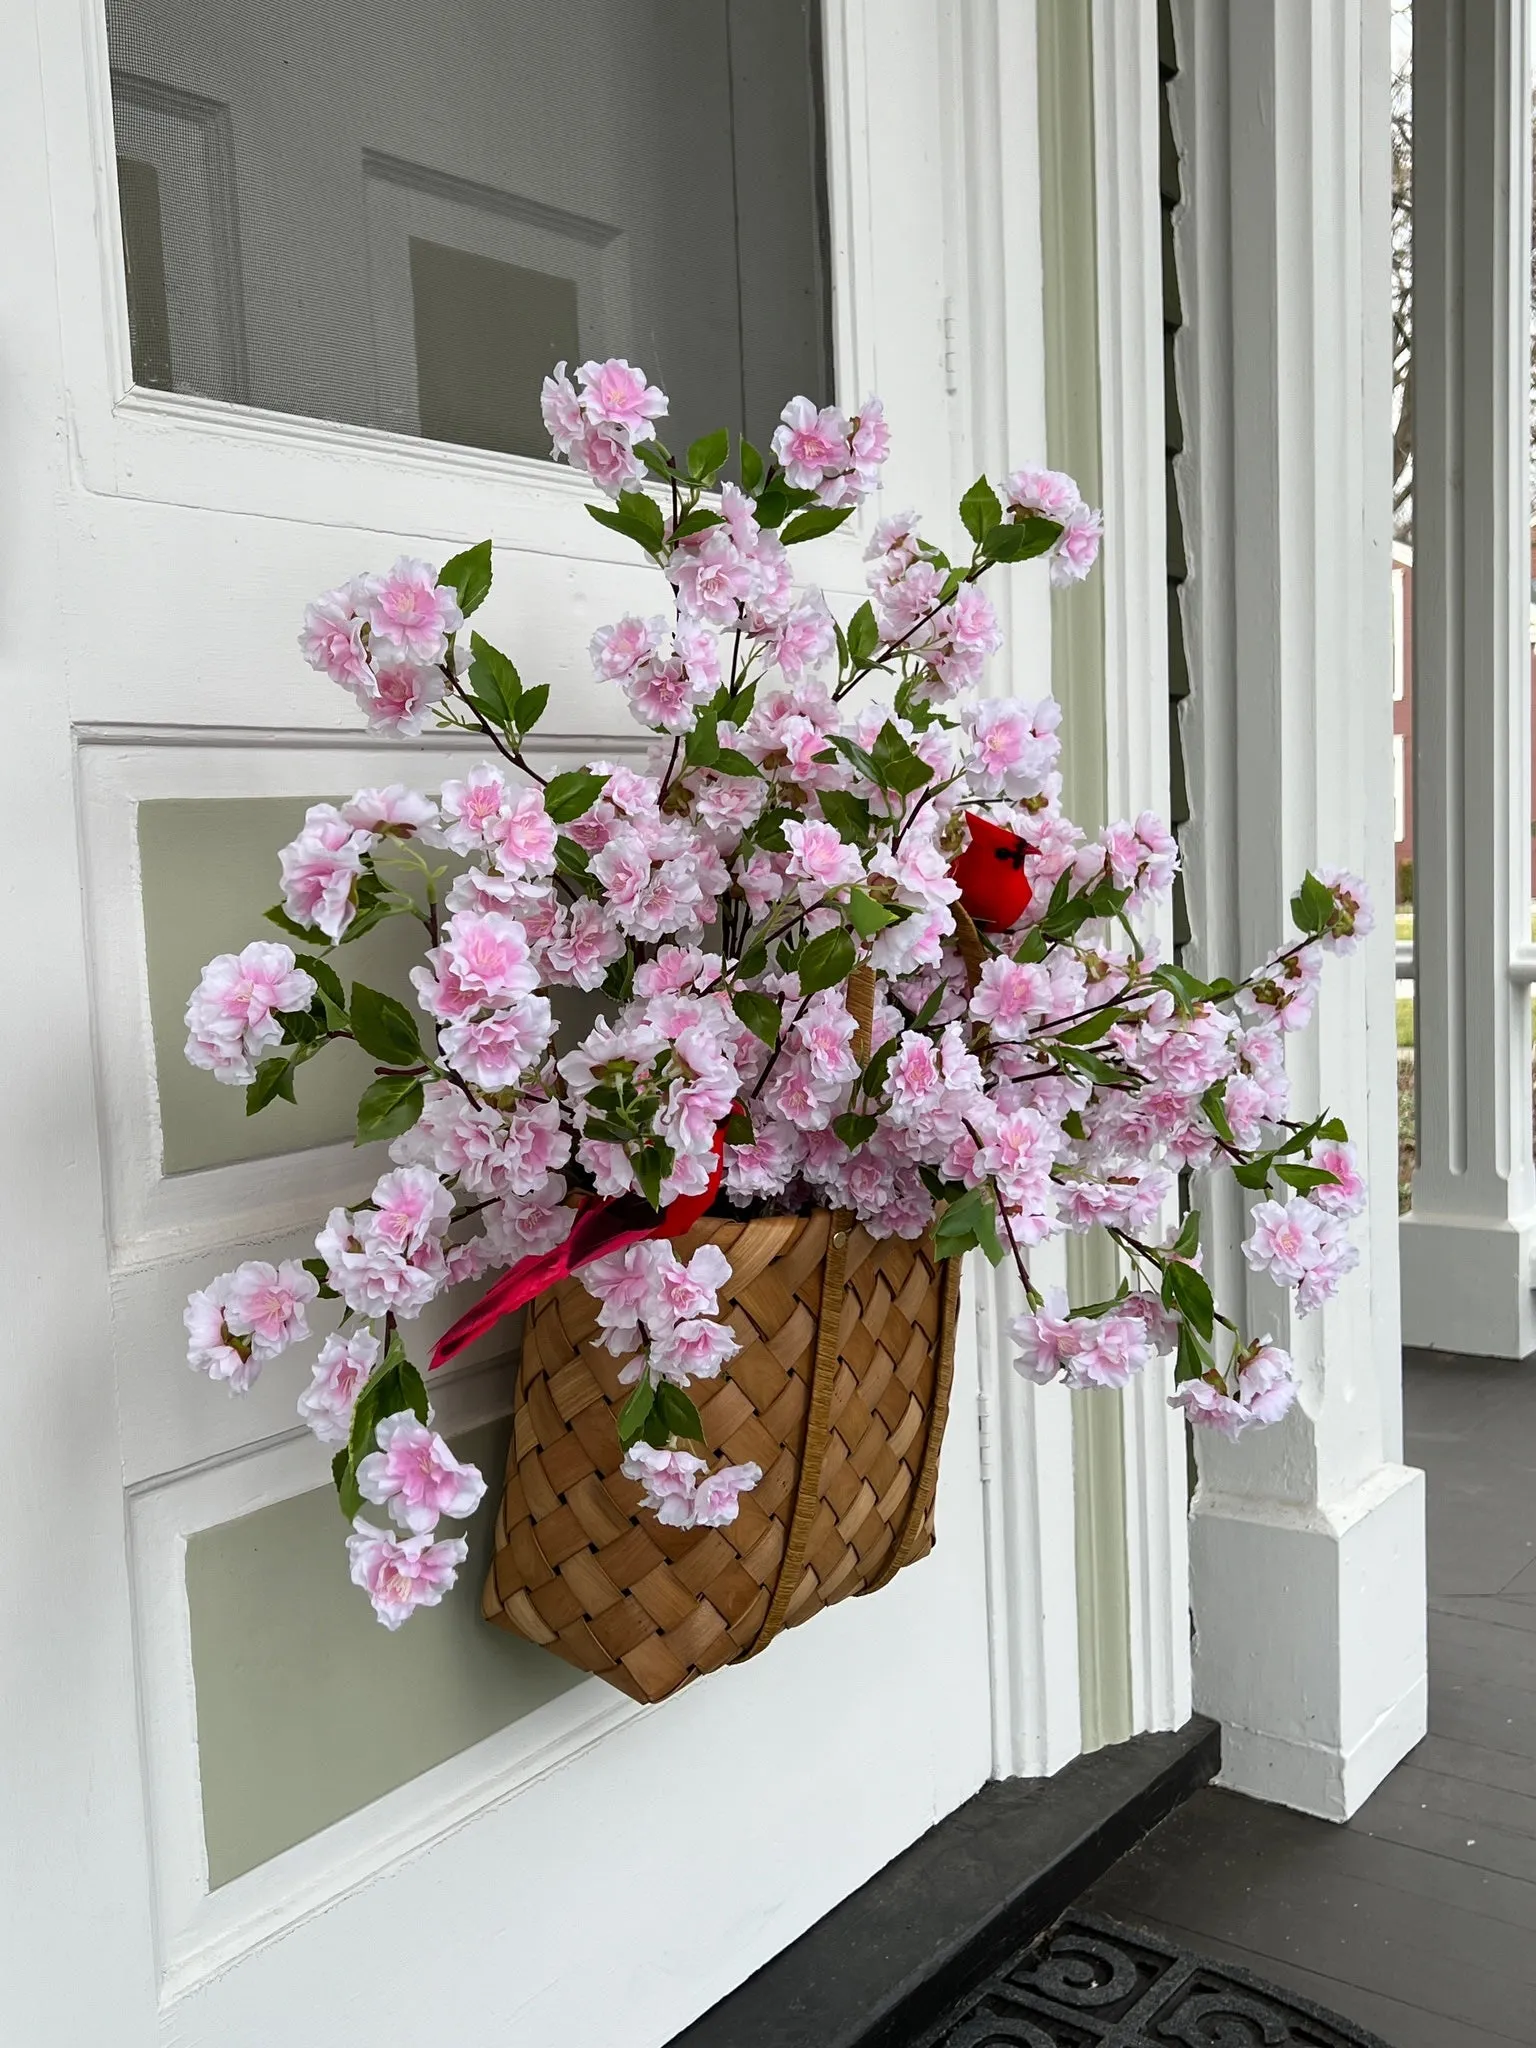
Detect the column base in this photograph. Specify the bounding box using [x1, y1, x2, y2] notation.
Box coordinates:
[1398, 1210, 1536, 1359]
[1190, 1464, 1426, 1821]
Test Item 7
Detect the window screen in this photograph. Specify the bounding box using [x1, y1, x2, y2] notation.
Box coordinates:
[104, 1, 833, 461]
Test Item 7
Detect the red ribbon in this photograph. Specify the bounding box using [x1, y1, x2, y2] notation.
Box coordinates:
[429, 1124, 727, 1372]
[948, 810, 1034, 931]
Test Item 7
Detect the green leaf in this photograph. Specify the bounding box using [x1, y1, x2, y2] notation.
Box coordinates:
[980, 513, 1063, 562]
[845, 600, 880, 667]
[869, 720, 933, 796]
[1050, 1007, 1122, 1046]
[617, 1378, 656, 1451]
[633, 1146, 666, 1213]
[748, 806, 795, 854]
[684, 706, 721, 768]
[711, 748, 761, 778]
[587, 491, 667, 554]
[1201, 1082, 1238, 1149]
[544, 768, 610, 823]
[554, 835, 593, 879]
[818, 790, 872, 843]
[437, 539, 493, 617]
[845, 886, 899, 938]
[669, 506, 725, 542]
[1318, 1116, 1349, 1142]
[469, 632, 523, 725]
[265, 902, 316, 941]
[1231, 1159, 1272, 1191]
[687, 428, 730, 480]
[860, 1036, 898, 1100]
[781, 504, 857, 546]
[1171, 1208, 1202, 1260]
[1290, 870, 1337, 936]
[1061, 1109, 1088, 1143]
[1173, 1321, 1209, 1387]
[349, 984, 423, 1066]
[833, 1111, 879, 1149]
[1146, 962, 1215, 1011]
[723, 1107, 755, 1146]
[959, 474, 1003, 543]
[514, 682, 549, 734]
[739, 437, 765, 494]
[356, 1073, 425, 1147]
[797, 925, 857, 996]
[1163, 1257, 1215, 1342]
[656, 1381, 706, 1444]
[246, 1056, 296, 1116]
[754, 482, 791, 529]
[732, 990, 782, 1046]
[636, 439, 675, 481]
[1275, 1162, 1342, 1194]
[295, 953, 346, 1014]
[1053, 1044, 1130, 1089]
[332, 1445, 358, 1517]
[934, 1185, 1005, 1266]
[338, 901, 398, 944]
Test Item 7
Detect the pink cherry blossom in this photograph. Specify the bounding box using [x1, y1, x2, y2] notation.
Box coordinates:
[783, 819, 864, 904]
[573, 422, 647, 492]
[540, 362, 585, 455]
[592, 614, 666, 680]
[184, 942, 316, 1084]
[1050, 507, 1104, 588]
[1003, 465, 1083, 521]
[1310, 1139, 1367, 1217]
[299, 588, 373, 695]
[1170, 1378, 1251, 1440]
[364, 658, 445, 736]
[439, 911, 540, 1005]
[1009, 1290, 1078, 1385]
[439, 765, 511, 854]
[491, 789, 559, 877]
[621, 1443, 707, 1526]
[223, 1258, 318, 1354]
[1237, 1342, 1299, 1425]
[1315, 867, 1375, 954]
[356, 1411, 487, 1534]
[576, 358, 668, 440]
[1242, 1196, 1329, 1288]
[347, 1519, 469, 1629]
[341, 784, 440, 836]
[363, 557, 462, 666]
[692, 1461, 764, 1528]
[771, 396, 851, 491]
[297, 1328, 380, 1445]
[184, 1276, 259, 1391]
[543, 900, 628, 990]
[439, 996, 553, 1089]
[644, 1316, 741, 1388]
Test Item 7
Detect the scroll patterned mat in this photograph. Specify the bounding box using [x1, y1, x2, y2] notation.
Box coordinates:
[913, 1913, 1392, 2048]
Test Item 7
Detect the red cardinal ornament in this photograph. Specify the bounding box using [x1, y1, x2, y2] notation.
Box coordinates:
[948, 811, 1034, 930]
[429, 1120, 729, 1371]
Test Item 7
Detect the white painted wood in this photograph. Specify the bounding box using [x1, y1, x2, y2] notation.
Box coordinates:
[943, 0, 1083, 1777]
[1170, 0, 1426, 1819]
[1398, 0, 1536, 1360]
[1090, 0, 1191, 1742]
[2, 1, 1089, 2040]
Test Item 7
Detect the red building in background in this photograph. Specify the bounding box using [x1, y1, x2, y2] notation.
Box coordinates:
[1390, 537, 1536, 900]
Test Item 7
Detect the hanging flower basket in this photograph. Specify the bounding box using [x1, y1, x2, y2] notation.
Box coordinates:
[176, 353, 1374, 1656]
[484, 1209, 961, 1702]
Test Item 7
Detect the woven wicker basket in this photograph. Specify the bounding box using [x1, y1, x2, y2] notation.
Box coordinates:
[482, 1208, 962, 1703]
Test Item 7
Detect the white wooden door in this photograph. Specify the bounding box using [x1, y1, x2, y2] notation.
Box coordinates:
[3, 4, 1068, 2043]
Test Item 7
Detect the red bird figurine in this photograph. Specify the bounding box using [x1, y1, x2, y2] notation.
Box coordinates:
[948, 811, 1034, 930]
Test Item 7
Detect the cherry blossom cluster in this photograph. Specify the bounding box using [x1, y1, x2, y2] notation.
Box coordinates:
[179, 359, 1375, 1627]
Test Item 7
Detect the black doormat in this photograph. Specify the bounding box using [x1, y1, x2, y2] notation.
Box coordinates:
[911, 1913, 1391, 2048]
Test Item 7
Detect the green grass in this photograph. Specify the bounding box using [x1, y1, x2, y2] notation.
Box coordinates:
[1397, 994, 1414, 1048]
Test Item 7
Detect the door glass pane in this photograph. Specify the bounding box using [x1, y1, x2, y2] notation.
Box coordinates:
[104, 0, 832, 459]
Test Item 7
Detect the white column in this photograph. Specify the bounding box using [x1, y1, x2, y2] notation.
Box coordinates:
[1172, 0, 1426, 1819]
[1398, 0, 1536, 1360]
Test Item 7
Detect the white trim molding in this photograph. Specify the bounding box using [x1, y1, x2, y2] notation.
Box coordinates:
[1091, 0, 1191, 1743]
[1171, 0, 1426, 1818]
[1398, 0, 1536, 1361]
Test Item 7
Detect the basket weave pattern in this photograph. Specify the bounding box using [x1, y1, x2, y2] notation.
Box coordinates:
[482, 1210, 961, 1703]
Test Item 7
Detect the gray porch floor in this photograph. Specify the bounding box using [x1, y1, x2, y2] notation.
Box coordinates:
[1082, 1349, 1536, 2047]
